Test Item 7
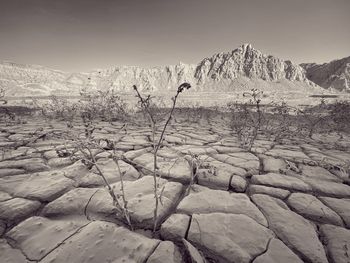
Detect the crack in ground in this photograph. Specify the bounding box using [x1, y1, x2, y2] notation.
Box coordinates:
[249, 237, 273, 263]
[184, 214, 192, 240]
[2, 121, 350, 263]
[142, 240, 161, 263]
[3, 235, 38, 262]
[37, 221, 92, 262]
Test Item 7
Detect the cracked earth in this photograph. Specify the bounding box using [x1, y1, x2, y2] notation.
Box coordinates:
[0, 118, 350, 263]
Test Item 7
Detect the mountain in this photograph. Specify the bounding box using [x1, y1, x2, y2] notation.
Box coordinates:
[301, 56, 350, 92]
[195, 44, 309, 83]
[0, 44, 339, 103]
[0, 62, 89, 97]
[85, 63, 196, 92]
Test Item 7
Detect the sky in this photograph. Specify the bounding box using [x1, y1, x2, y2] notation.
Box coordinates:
[0, 0, 349, 72]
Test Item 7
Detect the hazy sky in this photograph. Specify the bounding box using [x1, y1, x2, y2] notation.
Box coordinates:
[0, 0, 349, 72]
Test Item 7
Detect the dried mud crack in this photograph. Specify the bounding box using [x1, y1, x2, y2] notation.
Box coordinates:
[0, 118, 349, 263]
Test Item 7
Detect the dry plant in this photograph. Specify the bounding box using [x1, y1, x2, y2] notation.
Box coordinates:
[34, 95, 79, 128]
[79, 88, 129, 122]
[34, 88, 129, 127]
[184, 153, 211, 195]
[133, 82, 191, 233]
[60, 126, 134, 230]
[263, 102, 297, 143]
[296, 103, 330, 138]
[0, 87, 22, 125]
[228, 89, 264, 151]
[34, 90, 135, 229]
[0, 86, 7, 105]
[328, 101, 350, 139]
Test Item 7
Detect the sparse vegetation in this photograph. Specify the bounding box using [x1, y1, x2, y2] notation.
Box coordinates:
[57, 122, 134, 230]
[263, 102, 297, 143]
[295, 103, 330, 139]
[1, 83, 349, 238]
[328, 101, 350, 138]
[227, 89, 265, 151]
[79, 88, 129, 123]
[133, 82, 191, 233]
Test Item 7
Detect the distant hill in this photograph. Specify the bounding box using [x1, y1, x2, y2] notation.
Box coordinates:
[301, 56, 350, 92]
[0, 44, 344, 105]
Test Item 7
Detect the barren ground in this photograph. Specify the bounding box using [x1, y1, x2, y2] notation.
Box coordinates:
[1, 117, 350, 263]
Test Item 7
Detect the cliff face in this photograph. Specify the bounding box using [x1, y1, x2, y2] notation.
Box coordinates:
[301, 56, 350, 92]
[84, 44, 316, 93]
[0, 44, 331, 97]
[195, 44, 309, 83]
[85, 63, 196, 92]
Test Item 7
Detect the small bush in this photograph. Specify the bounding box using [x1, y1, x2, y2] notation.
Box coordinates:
[227, 89, 264, 151]
[328, 101, 350, 138]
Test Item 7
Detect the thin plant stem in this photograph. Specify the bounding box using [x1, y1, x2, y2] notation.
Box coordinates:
[133, 83, 190, 234]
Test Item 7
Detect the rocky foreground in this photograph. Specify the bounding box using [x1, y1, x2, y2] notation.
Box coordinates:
[0, 118, 350, 263]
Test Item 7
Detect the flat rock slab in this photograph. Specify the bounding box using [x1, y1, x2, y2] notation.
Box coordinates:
[0, 238, 28, 263]
[0, 146, 36, 160]
[171, 145, 217, 156]
[251, 173, 312, 192]
[252, 194, 328, 263]
[196, 168, 232, 190]
[182, 239, 207, 263]
[42, 150, 59, 159]
[123, 148, 151, 160]
[0, 191, 12, 202]
[47, 157, 73, 168]
[133, 153, 191, 182]
[324, 149, 350, 164]
[210, 153, 260, 172]
[163, 134, 187, 145]
[248, 185, 290, 199]
[188, 213, 274, 263]
[320, 224, 350, 263]
[253, 238, 303, 263]
[160, 213, 191, 242]
[0, 171, 75, 201]
[0, 197, 41, 222]
[184, 132, 219, 143]
[59, 161, 89, 182]
[300, 177, 350, 198]
[177, 185, 267, 226]
[39, 221, 159, 263]
[41, 188, 106, 217]
[319, 197, 350, 227]
[6, 216, 89, 261]
[260, 156, 287, 173]
[0, 158, 50, 172]
[46, 177, 183, 228]
[305, 150, 346, 167]
[211, 145, 244, 154]
[111, 176, 184, 228]
[287, 193, 343, 226]
[299, 164, 340, 182]
[230, 175, 248, 192]
[0, 168, 25, 177]
[146, 241, 183, 263]
[203, 159, 247, 177]
[91, 158, 140, 183]
[264, 148, 311, 163]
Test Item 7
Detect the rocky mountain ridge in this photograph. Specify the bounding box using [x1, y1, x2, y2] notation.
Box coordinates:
[301, 56, 350, 92]
[0, 62, 88, 96]
[195, 44, 309, 83]
[0, 44, 346, 97]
